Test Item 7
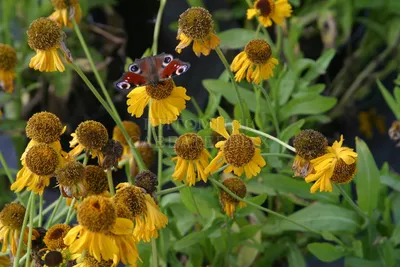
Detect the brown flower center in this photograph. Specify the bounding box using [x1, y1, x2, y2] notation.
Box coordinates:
[0, 44, 17, 71]
[25, 144, 59, 176]
[0, 203, 25, 230]
[145, 79, 174, 100]
[27, 18, 62, 51]
[178, 7, 214, 40]
[114, 186, 146, 218]
[26, 111, 63, 143]
[224, 134, 255, 167]
[293, 129, 328, 161]
[220, 177, 247, 205]
[77, 196, 116, 232]
[244, 39, 272, 65]
[44, 251, 63, 267]
[174, 133, 204, 160]
[76, 120, 108, 150]
[331, 160, 357, 184]
[255, 0, 275, 17]
[134, 170, 158, 195]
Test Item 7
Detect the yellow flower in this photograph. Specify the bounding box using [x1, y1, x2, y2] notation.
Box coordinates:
[305, 135, 358, 193]
[292, 129, 328, 178]
[112, 121, 141, 158]
[0, 255, 10, 267]
[247, 0, 292, 27]
[114, 183, 168, 242]
[49, 0, 82, 28]
[0, 44, 17, 94]
[43, 224, 71, 250]
[27, 18, 71, 72]
[72, 253, 116, 267]
[231, 39, 278, 84]
[0, 203, 37, 255]
[176, 7, 220, 56]
[41, 249, 69, 267]
[172, 133, 210, 186]
[126, 79, 190, 127]
[69, 120, 109, 160]
[205, 117, 266, 179]
[11, 143, 64, 195]
[219, 177, 247, 217]
[64, 195, 134, 262]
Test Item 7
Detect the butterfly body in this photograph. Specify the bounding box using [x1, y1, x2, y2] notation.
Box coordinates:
[115, 53, 190, 90]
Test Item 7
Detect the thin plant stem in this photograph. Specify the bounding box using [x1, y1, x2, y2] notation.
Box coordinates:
[214, 47, 246, 122]
[1, 0, 11, 45]
[65, 198, 76, 224]
[107, 169, 115, 195]
[151, 238, 158, 267]
[46, 195, 63, 228]
[38, 194, 43, 227]
[72, 19, 120, 121]
[254, 84, 280, 134]
[13, 192, 34, 267]
[151, 0, 167, 55]
[156, 184, 187, 195]
[209, 177, 318, 234]
[157, 125, 163, 200]
[226, 123, 296, 152]
[82, 153, 89, 166]
[335, 184, 368, 219]
[147, 113, 152, 144]
[25, 194, 35, 267]
[33, 197, 60, 224]
[0, 152, 23, 204]
[70, 63, 147, 171]
[191, 97, 204, 117]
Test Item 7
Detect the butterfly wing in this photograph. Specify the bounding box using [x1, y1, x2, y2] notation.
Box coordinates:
[114, 72, 147, 90]
[160, 59, 190, 80]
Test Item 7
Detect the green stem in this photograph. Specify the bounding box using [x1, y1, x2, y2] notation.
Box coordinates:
[25, 194, 35, 267]
[33, 197, 59, 224]
[38, 194, 43, 227]
[107, 169, 115, 195]
[260, 153, 294, 158]
[1, 0, 11, 45]
[226, 123, 296, 152]
[157, 125, 163, 200]
[254, 84, 280, 135]
[72, 19, 120, 121]
[191, 97, 204, 117]
[65, 198, 76, 224]
[46, 195, 63, 228]
[209, 177, 318, 234]
[82, 153, 89, 166]
[70, 63, 147, 171]
[225, 216, 232, 267]
[156, 184, 187, 195]
[13, 192, 34, 267]
[215, 47, 246, 122]
[335, 184, 368, 220]
[151, 238, 158, 267]
[151, 0, 167, 56]
[0, 152, 23, 204]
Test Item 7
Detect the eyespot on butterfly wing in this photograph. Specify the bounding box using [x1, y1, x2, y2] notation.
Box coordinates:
[160, 59, 190, 80]
[115, 72, 147, 90]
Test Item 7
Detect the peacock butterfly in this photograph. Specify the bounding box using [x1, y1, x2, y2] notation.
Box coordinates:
[115, 53, 190, 90]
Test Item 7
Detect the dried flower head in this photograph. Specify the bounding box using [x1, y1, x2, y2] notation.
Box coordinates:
[83, 165, 108, 195]
[101, 139, 123, 169]
[43, 224, 71, 250]
[134, 170, 158, 195]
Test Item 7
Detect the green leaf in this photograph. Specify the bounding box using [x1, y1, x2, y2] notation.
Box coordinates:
[264, 203, 361, 233]
[203, 79, 268, 113]
[292, 84, 325, 99]
[219, 29, 258, 49]
[390, 224, 400, 246]
[308, 243, 347, 262]
[355, 138, 380, 216]
[377, 79, 400, 119]
[260, 174, 338, 203]
[378, 239, 396, 267]
[287, 243, 306, 267]
[394, 86, 400, 104]
[237, 194, 268, 216]
[237, 230, 261, 267]
[279, 70, 296, 106]
[279, 119, 305, 143]
[345, 257, 380, 267]
[234, 102, 254, 128]
[279, 96, 337, 120]
[387, 18, 400, 48]
[380, 175, 400, 191]
[174, 213, 224, 250]
[202, 89, 221, 119]
[303, 49, 335, 82]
